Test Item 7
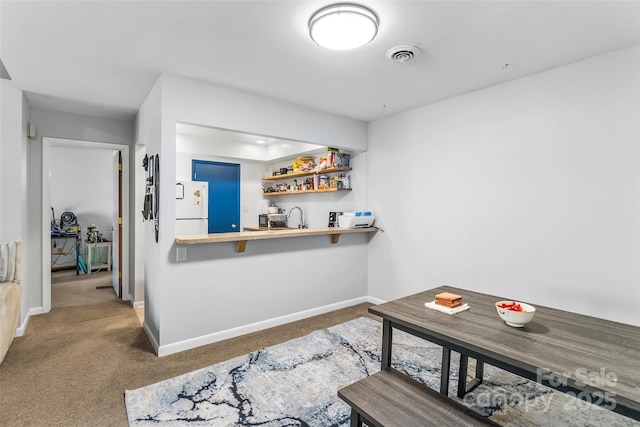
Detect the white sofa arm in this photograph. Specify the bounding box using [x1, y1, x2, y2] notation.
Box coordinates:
[0, 281, 21, 363]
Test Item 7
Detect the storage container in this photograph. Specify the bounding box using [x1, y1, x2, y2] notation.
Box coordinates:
[338, 214, 375, 228]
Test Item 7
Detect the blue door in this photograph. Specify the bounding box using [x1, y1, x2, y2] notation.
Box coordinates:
[192, 160, 240, 233]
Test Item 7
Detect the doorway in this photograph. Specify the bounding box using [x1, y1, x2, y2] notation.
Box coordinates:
[42, 138, 130, 313]
[192, 160, 241, 233]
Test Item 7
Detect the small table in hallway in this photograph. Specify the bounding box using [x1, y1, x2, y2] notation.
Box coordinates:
[85, 241, 112, 274]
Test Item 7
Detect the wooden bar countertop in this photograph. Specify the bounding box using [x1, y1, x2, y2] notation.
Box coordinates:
[175, 227, 378, 252]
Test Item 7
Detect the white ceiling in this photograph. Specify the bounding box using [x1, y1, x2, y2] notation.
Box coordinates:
[176, 123, 327, 162]
[1, 1, 639, 122]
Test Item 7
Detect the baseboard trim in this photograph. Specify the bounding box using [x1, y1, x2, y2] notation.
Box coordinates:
[15, 307, 44, 337]
[157, 296, 372, 357]
[143, 321, 160, 355]
[365, 296, 386, 305]
[132, 300, 144, 309]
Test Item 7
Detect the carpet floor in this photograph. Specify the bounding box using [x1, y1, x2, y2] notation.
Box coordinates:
[126, 317, 640, 427]
[51, 270, 116, 308]
[0, 290, 372, 426]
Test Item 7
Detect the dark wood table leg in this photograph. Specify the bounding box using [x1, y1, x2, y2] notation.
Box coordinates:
[457, 354, 469, 398]
[350, 409, 360, 427]
[381, 319, 393, 369]
[476, 360, 484, 379]
[440, 347, 451, 394]
[457, 355, 485, 398]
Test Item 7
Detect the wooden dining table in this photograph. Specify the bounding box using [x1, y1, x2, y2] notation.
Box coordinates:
[369, 285, 640, 422]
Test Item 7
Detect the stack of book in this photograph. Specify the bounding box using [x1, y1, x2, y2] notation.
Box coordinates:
[425, 291, 469, 314]
[434, 292, 462, 308]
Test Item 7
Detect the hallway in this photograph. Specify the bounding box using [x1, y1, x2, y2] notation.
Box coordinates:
[51, 269, 117, 309]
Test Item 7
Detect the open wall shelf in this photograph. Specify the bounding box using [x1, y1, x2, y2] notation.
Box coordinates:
[262, 167, 352, 181]
[263, 188, 352, 196]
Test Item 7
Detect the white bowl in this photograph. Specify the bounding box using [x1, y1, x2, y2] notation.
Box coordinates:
[495, 301, 536, 327]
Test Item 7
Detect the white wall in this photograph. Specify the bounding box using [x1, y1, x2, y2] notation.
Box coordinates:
[167, 77, 368, 153]
[25, 108, 135, 313]
[50, 146, 115, 244]
[136, 78, 163, 348]
[367, 46, 640, 326]
[140, 75, 369, 355]
[0, 80, 25, 243]
[0, 79, 30, 330]
[133, 143, 146, 309]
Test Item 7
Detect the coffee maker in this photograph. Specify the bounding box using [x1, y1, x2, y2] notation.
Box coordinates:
[328, 211, 343, 227]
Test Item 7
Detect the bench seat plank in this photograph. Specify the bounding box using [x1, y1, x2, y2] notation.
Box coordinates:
[338, 369, 499, 427]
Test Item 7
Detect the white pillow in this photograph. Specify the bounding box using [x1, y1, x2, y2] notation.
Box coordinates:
[0, 243, 8, 282]
[13, 239, 22, 283]
[5, 241, 16, 282]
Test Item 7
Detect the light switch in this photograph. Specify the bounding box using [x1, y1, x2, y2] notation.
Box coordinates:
[176, 247, 187, 262]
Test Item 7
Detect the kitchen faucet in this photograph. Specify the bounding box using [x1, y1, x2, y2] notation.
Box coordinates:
[287, 206, 306, 228]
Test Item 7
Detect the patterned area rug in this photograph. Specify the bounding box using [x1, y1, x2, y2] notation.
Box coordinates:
[125, 317, 639, 426]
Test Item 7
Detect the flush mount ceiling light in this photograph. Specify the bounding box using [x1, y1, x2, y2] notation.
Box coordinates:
[308, 3, 379, 50]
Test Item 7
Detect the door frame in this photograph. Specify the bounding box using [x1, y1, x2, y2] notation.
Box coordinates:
[42, 137, 131, 312]
[113, 150, 123, 298]
[192, 159, 241, 233]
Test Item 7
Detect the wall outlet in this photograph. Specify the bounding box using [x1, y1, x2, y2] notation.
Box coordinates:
[176, 247, 187, 262]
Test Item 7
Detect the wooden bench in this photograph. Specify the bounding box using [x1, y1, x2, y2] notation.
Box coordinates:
[338, 368, 499, 427]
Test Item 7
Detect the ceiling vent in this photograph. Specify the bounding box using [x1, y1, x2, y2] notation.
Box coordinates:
[386, 45, 421, 64]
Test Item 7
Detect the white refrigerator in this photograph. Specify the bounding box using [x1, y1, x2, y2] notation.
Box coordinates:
[175, 181, 208, 235]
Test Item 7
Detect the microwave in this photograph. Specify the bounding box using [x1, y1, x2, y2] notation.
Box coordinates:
[258, 214, 269, 228]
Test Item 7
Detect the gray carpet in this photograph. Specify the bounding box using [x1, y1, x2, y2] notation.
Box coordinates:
[125, 316, 639, 426]
[0, 301, 371, 426]
[51, 269, 116, 308]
